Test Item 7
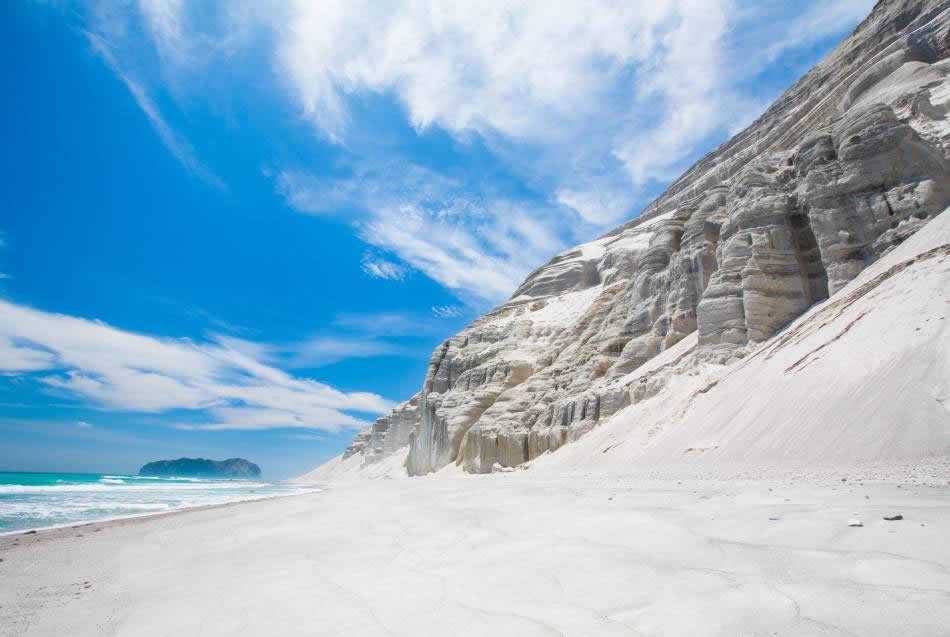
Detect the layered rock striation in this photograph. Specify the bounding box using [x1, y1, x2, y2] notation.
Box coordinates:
[337, 0, 950, 476]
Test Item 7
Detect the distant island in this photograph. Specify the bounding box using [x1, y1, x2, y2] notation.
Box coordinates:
[139, 458, 261, 479]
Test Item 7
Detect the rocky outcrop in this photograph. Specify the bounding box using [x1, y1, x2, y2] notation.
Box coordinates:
[334, 0, 950, 476]
[698, 98, 949, 349]
[343, 394, 421, 463]
[139, 458, 262, 479]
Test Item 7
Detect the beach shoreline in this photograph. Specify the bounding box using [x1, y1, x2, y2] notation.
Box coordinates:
[2, 471, 948, 636]
[0, 486, 322, 540]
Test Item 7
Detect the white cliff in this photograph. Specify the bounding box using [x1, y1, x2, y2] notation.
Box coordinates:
[316, 0, 950, 480]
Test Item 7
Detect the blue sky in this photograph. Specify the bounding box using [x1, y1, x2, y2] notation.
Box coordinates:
[0, 0, 874, 479]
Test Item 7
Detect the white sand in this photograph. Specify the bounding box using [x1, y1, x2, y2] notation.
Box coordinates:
[2, 469, 949, 636]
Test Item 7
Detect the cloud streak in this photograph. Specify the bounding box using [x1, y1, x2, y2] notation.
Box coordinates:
[361, 252, 408, 281]
[276, 165, 570, 304]
[332, 310, 463, 336]
[0, 299, 393, 431]
[84, 27, 225, 189]
[431, 305, 463, 319]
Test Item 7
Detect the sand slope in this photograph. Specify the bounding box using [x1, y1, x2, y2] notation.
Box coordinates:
[532, 206, 950, 475]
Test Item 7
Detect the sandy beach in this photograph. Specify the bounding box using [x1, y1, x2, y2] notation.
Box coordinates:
[2, 467, 949, 636]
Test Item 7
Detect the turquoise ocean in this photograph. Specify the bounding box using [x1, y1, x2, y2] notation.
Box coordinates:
[0, 472, 317, 534]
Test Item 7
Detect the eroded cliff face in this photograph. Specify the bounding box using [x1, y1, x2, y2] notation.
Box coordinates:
[340, 0, 950, 476]
[344, 394, 420, 464]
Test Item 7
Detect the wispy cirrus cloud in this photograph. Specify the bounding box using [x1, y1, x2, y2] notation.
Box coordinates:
[0, 230, 9, 281]
[0, 298, 392, 431]
[83, 12, 225, 189]
[762, 0, 875, 63]
[74, 0, 874, 306]
[282, 336, 413, 368]
[431, 305, 463, 319]
[360, 251, 408, 281]
[275, 165, 570, 305]
[211, 331, 417, 370]
[271, 1, 873, 197]
[265, 0, 871, 304]
[332, 310, 464, 336]
[286, 432, 326, 442]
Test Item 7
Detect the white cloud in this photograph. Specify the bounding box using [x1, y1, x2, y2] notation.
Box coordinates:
[332, 311, 419, 335]
[136, 0, 189, 63]
[210, 332, 415, 369]
[332, 311, 454, 336]
[284, 336, 413, 368]
[84, 25, 225, 189]
[555, 187, 637, 227]
[361, 252, 408, 281]
[431, 305, 463, 319]
[175, 406, 365, 431]
[358, 202, 540, 303]
[75, 0, 874, 304]
[763, 0, 876, 64]
[266, 0, 872, 303]
[0, 231, 9, 281]
[278, 1, 648, 141]
[0, 299, 393, 431]
[286, 433, 325, 441]
[276, 165, 571, 304]
[272, 1, 749, 191]
[0, 335, 56, 372]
